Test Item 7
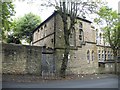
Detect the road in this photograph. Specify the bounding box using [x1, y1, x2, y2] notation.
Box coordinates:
[2, 75, 118, 88]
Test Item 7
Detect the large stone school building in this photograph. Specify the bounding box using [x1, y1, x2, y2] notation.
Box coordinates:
[32, 11, 114, 74]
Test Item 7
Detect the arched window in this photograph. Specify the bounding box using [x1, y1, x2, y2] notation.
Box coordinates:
[69, 27, 75, 46]
[99, 33, 102, 44]
[96, 29, 98, 44]
[79, 22, 83, 29]
[87, 50, 90, 63]
[105, 51, 107, 61]
[108, 51, 111, 59]
[79, 29, 84, 40]
[102, 50, 104, 61]
[91, 50, 94, 61]
[98, 50, 101, 61]
[111, 51, 112, 59]
[79, 22, 84, 42]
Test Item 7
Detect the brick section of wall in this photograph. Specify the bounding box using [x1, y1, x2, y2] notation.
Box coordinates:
[2, 43, 42, 75]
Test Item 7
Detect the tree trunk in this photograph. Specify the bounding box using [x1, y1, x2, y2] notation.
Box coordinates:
[60, 24, 70, 78]
[60, 47, 69, 78]
[59, 1, 77, 78]
[60, 12, 70, 78]
[113, 50, 117, 74]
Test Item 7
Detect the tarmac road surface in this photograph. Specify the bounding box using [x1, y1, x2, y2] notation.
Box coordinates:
[2, 75, 118, 88]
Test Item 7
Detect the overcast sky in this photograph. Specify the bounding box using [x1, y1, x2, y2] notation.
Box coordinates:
[13, 0, 120, 21]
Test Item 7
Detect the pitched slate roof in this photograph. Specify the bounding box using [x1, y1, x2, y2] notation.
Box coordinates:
[32, 11, 92, 33]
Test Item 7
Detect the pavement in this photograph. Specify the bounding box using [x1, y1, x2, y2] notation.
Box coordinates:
[2, 74, 119, 88]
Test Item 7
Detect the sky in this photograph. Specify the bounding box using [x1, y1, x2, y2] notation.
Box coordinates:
[13, 0, 54, 21]
[13, 0, 120, 21]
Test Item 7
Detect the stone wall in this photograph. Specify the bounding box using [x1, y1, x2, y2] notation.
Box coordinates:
[68, 43, 98, 74]
[55, 42, 98, 75]
[98, 62, 120, 74]
[2, 43, 119, 75]
[2, 43, 42, 75]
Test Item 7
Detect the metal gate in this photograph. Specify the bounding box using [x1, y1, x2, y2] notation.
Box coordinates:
[41, 47, 55, 77]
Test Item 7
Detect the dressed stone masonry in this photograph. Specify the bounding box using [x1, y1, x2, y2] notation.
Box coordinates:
[32, 11, 120, 74]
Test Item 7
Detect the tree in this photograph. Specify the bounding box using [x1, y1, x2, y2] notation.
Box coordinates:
[94, 6, 120, 74]
[43, 0, 105, 78]
[0, 1, 15, 42]
[12, 13, 42, 44]
[6, 35, 21, 44]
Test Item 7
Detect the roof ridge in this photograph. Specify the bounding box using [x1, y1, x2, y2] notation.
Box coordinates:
[32, 11, 92, 34]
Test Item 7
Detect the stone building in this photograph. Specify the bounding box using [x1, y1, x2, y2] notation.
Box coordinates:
[32, 11, 115, 74]
[96, 28, 114, 61]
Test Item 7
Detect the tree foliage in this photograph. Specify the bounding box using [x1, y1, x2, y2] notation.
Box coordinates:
[94, 6, 119, 53]
[6, 35, 21, 44]
[94, 6, 120, 74]
[12, 13, 42, 44]
[0, 1, 15, 41]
